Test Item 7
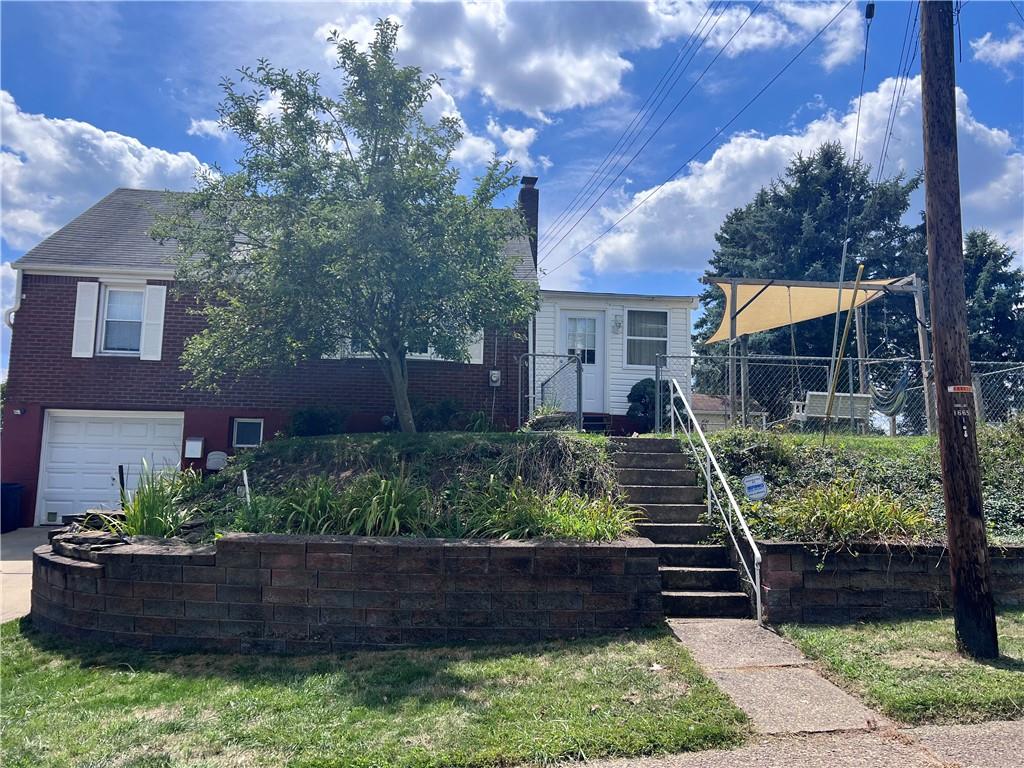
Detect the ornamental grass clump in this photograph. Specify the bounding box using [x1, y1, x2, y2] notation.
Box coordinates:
[746, 477, 938, 549]
[92, 460, 201, 538]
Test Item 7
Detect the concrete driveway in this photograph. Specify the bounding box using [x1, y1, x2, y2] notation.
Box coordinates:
[1, 527, 50, 623]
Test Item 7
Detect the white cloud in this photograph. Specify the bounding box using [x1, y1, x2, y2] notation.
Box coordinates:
[186, 117, 227, 139]
[314, 1, 867, 121]
[551, 76, 1022, 280]
[486, 118, 552, 173]
[1, 91, 206, 251]
[970, 25, 1024, 74]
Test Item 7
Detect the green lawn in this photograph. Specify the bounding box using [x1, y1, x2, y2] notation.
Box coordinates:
[1, 619, 747, 768]
[782, 610, 1024, 724]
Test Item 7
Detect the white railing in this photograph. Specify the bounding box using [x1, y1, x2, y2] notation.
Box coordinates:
[668, 377, 763, 625]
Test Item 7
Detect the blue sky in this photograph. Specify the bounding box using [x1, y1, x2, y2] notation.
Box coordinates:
[2, 1, 1023, 375]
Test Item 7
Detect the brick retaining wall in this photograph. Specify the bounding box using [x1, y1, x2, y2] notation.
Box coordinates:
[30, 532, 663, 653]
[758, 542, 1024, 624]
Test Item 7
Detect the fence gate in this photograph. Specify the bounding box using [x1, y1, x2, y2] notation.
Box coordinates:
[518, 353, 583, 430]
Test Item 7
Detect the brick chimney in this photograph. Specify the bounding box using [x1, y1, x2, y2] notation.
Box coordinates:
[518, 176, 539, 266]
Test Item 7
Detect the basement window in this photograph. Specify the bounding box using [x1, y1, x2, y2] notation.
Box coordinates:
[232, 418, 264, 449]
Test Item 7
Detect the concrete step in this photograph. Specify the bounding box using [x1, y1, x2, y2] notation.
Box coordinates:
[612, 452, 690, 470]
[660, 566, 740, 591]
[653, 544, 731, 568]
[662, 590, 751, 618]
[639, 504, 706, 524]
[615, 468, 697, 486]
[635, 523, 717, 544]
[624, 485, 703, 505]
[611, 437, 680, 453]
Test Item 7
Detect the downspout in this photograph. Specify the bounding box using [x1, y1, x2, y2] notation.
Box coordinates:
[3, 267, 22, 328]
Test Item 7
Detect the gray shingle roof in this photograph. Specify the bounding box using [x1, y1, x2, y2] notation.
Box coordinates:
[13, 188, 540, 284]
[13, 189, 180, 272]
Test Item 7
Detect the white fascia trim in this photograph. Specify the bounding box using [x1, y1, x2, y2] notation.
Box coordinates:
[17, 264, 175, 280]
[540, 289, 698, 308]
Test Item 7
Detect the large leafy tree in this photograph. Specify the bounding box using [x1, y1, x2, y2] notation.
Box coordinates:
[694, 142, 922, 356]
[154, 20, 537, 432]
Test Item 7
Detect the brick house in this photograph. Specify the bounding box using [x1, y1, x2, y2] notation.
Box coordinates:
[2, 178, 697, 526]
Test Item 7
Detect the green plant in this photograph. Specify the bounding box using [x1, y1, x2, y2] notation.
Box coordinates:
[747, 477, 938, 548]
[625, 378, 680, 432]
[288, 407, 349, 437]
[91, 461, 201, 538]
[280, 475, 346, 534]
[338, 472, 427, 536]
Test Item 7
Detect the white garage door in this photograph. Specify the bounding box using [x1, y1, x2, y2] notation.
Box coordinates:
[36, 410, 184, 525]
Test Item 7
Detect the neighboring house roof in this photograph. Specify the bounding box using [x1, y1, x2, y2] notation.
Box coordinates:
[690, 393, 766, 414]
[540, 289, 698, 306]
[13, 188, 539, 284]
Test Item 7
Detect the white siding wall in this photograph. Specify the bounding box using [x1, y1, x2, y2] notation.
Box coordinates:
[535, 293, 696, 415]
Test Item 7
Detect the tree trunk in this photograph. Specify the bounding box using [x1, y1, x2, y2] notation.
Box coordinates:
[383, 351, 417, 433]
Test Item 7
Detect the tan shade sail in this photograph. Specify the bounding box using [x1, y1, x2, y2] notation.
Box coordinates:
[706, 279, 899, 344]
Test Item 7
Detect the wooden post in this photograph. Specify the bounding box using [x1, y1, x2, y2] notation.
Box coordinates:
[739, 334, 750, 428]
[854, 307, 868, 394]
[920, 0, 998, 658]
[728, 281, 738, 426]
[913, 274, 936, 434]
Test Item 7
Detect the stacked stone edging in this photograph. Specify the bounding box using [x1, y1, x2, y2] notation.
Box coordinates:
[758, 541, 1024, 624]
[30, 532, 663, 654]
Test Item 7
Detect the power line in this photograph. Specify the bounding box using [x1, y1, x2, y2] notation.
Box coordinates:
[540, 2, 719, 247]
[545, 0, 854, 277]
[827, 1, 874, 397]
[875, 2, 918, 183]
[540, 1, 764, 267]
[540, 2, 722, 251]
[539, 3, 732, 260]
[1010, 0, 1024, 24]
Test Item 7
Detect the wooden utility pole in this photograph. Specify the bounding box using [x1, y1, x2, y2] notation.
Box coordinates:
[919, 0, 998, 658]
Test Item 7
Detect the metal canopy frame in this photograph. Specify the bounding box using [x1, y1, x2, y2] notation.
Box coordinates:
[703, 273, 934, 433]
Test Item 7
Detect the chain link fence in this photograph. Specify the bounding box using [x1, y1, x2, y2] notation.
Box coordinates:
[518, 353, 582, 430]
[656, 354, 1023, 436]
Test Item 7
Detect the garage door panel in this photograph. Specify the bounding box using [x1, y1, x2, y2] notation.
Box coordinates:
[37, 411, 184, 524]
[49, 421, 84, 440]
[154, 423, 183, 440]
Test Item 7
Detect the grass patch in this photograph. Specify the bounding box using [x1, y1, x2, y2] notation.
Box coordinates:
[1, 619, 747, 768]
[781, 610, 1024, 724]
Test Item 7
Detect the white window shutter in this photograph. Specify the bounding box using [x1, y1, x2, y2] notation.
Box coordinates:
[468, 331, 485, 364]
[71, 282, 99, 358]
[139, 285, 167, 361]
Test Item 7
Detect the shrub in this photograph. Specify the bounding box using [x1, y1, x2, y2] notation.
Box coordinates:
[288, 407, 349, 437]
[746, 478, 938, 548]
[91, 461, 201, 538]
[625, 378, 680, 433]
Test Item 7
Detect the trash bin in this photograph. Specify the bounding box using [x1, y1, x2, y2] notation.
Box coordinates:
[1, 483, 24, 534]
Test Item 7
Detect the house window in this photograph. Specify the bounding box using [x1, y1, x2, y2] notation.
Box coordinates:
[232, 418, 264, 449]
[100, 287, 145, 354]
[566, 317, 597, 364]
[626, 310, 668, 366]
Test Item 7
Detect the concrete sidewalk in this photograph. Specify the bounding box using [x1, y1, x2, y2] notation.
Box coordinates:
[577, 618, 1023, 768]
[669, 618, 886, 734]
[1, 527, 50, 623]
[586, 722, 1024, 768]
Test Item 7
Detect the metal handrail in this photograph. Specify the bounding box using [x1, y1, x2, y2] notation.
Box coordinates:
[668, 376, 763, 625]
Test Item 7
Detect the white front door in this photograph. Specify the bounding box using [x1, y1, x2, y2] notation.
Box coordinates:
[35, 410, 184, 525]
[560, 310, 605, 413]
